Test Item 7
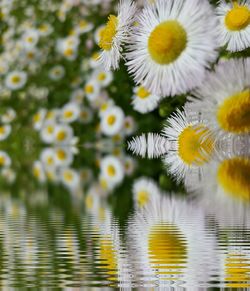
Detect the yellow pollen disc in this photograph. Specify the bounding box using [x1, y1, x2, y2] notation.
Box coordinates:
[107, 115, 116, 125]
[64, 48, 74, 57]
[33, 113, 41, 123]
[39, 24, 48, 32]
[148, 20, 187, 65]
[178, 125, 214, 166]
[107, 165, 116, 177]
[137, 86, 150, 99]
[0, 127, 5, 134]
[33, 167, 40, 178]
[85, 195, 93, 209]
[57, 150, 66, 160]
[137, 190, 149, 207]
[27, 52, 34, 59]
[148, 224, 187, 275]
[217, 157, 250, 201]
[79, 20, 88, 28]
[225, 253, 250, 287]
[47, 157, 54, 165]
[11, 75, 21, 84]
[99, 236, 118, 281]
[99, 15, 118, 51]
[64, 172, 73, 182]
[217, 90, 250, 134]
[98, 72, 107, 81]
[47, 126, 54, 134]
[64, 110, 73, 119]
[85, 84, 94, 94]
[27, 36, 34, 43]
[0, 156, 5, 166]
[101, 103, 108, 111]
[56, 131, 67, 141]
[225, 3, 250, 31]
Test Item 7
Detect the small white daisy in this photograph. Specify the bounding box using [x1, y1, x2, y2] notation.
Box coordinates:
[32, 161, 46, 183]
[49, 65, 65, 81]
[33, 108, 47, 131]
[1, 108, 16, 124]
[0, 151, 11, 167]
[123, 116, 136, 136]
[70, 89, 85, 104]
[53, 124, 75, 145]
[22, 28, 39, 49]
[189, 58, 250, 137]
[123, 155, 137, 176]
[93, 69, 113, 88]
[100, 155, 125, 186]
[132, 85, 161, 114]
[133, 177, 161, 208]
[60, 168, 80, 190]
[60, 102, 80, 124]
[5, 71, 27, 90]
[79, 107, 93, 124]
[40, 121, 56, 144]
[126, 0, 219, 97]
[84, 79, 100, 102]
[100, 106, 125, 136]
[216, 0, 250, 52]
[40, 148, 56, 169]
[54, 147, 74, 168]
[0, 125, 11, 141]
[98, 0, 137, 70]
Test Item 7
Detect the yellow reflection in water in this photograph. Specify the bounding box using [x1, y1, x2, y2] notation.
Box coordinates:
[148, 224, 187, 279]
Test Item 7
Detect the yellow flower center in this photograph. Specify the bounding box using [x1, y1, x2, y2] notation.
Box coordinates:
[56, 150, 66, 160]
[107, 115, 116, 125]
[225, 3, 250, 31]
[47, 126, 54, 134]
[99, 15, 118, 51]
[56, 131, 67, 141]
[64, 171, 73, 182]
[217, 157, 250, 201]
[85, 84, 94, 94]
[178, 125, 214, 166]
[0, 126, 5, 135]
[47, 157, 54, 165]
[64, 48, 74, 57]
[107, 165, 116, 177]
[79, 20, 88, 28]
[137, 190, 149, 207]
[217, 90, 250, 134]
[98, 72, 107, 81]
[148, 20, 187, 65]
[0, 156, 5, 166]
[85, 195, 93, 210]
[225, 253, 250, 288]
[137, 86, 150, 99]
[64, 110, 73, 119]
[33, 167, 40, 178]
[92, 52, 100, 61]
[33, 113, 41, 123]
[148, 224, 187, 275]
[11, 75, 21, 84]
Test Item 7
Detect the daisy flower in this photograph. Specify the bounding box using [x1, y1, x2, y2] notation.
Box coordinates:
[100, 155, 125, 186]
[132, 85, 162, 114]
[33, 108, 47, 131]
[162, 109, 215, 182]
[189, 58, 250, 137]
[60, 168, 80, 190]
[0, 125, 11, 141]
[100, 106, 125, 136]
[75, 20, 93, 34]
[0, 151, 11, 167]
[123, 116, 136, 136]
[84, 79, 100, 102]
[60, 102, 80, 124]
[49, 65, 65, 81]
[22, 28, 39, 49]
[5, 71, 27, 90]
[54, 147, 74, 168]
[40, 148, 56, 169]
[126, 0, 219, 97]
[32, 161, 46, 183]
[53, 124, 75, 145]
[133, 177, 161, 208]
[79, 107, 93, 124]
[93, 69, 113, 88]
[98, 0, 137, 70]
[40, 121, 56, 144]
[127, 194, 216, 288]
[1, 108, 16, 124]
[216, 0, 250, 52]
[70, 89, 85, 104]
[123, 155, 136, 176]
